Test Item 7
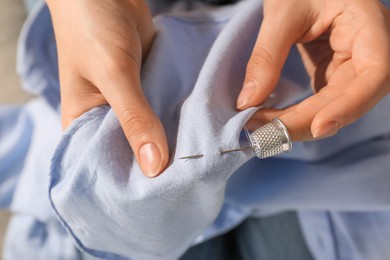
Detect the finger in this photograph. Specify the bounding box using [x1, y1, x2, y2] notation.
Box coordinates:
[249, 62, 389, 142]
[311, 4, 390, 133]
[312, 67, 390, 137]
[250, 89, 336, 141]
[97, 59, 169, 178]
[250, 60, 359, 141]
[237, 1, 315, 110]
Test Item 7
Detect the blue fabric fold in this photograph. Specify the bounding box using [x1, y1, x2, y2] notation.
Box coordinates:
[49, 3, 260, 259]
[0, 98, 77, 259]
[2, 0, 390, 259]
[0, 106, 31, 208]
[47, 0, 390, 259]
[17, 0, 60, 109]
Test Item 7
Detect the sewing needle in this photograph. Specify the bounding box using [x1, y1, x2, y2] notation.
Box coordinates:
[179, 154, 204, 160]
[179, 146, 252, 159]
[220, 146, 252, 154]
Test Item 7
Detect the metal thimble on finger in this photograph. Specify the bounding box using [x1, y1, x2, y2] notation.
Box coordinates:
[247, 118, 292, 159]
[179, 118, 292, 160]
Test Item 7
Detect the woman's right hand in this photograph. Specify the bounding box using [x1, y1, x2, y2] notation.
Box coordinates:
[47, 0, 169, 177]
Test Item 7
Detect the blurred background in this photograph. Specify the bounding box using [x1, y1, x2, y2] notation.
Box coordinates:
[0, 0, 34, 254]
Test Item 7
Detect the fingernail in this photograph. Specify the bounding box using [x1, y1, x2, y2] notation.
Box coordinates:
[139, 143, 162, 177]
[312, 121, 340, 138]
[237, 81, 255, 109]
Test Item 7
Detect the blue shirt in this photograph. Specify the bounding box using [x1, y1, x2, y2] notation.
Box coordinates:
[2, 1, 390, 259]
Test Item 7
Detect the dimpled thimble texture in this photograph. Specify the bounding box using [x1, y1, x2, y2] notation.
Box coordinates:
[249, 118, 292, 159]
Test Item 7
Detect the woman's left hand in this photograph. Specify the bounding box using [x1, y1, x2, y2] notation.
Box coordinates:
[238, 0, 390, 141]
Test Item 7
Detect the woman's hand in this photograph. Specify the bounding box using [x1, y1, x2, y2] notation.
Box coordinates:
[47, 0, 168, 177]
[238, 0, 390, 141]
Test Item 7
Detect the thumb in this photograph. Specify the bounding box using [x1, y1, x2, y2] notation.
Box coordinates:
[101, 62, 169, 178]
[237, 1, 315, 110]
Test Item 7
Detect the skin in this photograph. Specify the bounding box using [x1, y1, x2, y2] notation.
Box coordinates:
[47, 0, 168, 177]
[47, 0, 390, 177]
[238, 0, 390, 141]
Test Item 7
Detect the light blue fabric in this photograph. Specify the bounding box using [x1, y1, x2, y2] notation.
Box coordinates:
[2, 0, 390, 259]
[48, 0, 390, 259]
[4, 214, 80, 259]
[0, 98, 77, 259]
[298, 211, 390, 260]
[0, 106, 30, 208]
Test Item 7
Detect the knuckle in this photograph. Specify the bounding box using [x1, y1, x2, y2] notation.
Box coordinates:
[288, 106, 313, 141]
[342, 92, 369, 122]
[291, 103, 308, 116]
[101, 53, 140, 79]
[300, 123, 313, 140]
[250, 50, 272, 69]
[119, 111, 154, 140]
[345, 109, 365, 126]
[248, 47, 280, 76]
[292, 122, 311, 141]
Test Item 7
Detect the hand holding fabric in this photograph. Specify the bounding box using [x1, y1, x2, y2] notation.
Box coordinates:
[239, 0, 390, 141]
[47, 0, 169, 177]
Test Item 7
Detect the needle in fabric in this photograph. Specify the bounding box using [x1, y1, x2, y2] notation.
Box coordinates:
[179, 118, 292, 160]
[220, 146, 252, 154]
[179, 146, 252, 160]
[179, 154, 205, 160]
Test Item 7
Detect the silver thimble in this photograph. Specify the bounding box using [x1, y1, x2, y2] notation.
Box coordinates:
[248, 118, 292, 159]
